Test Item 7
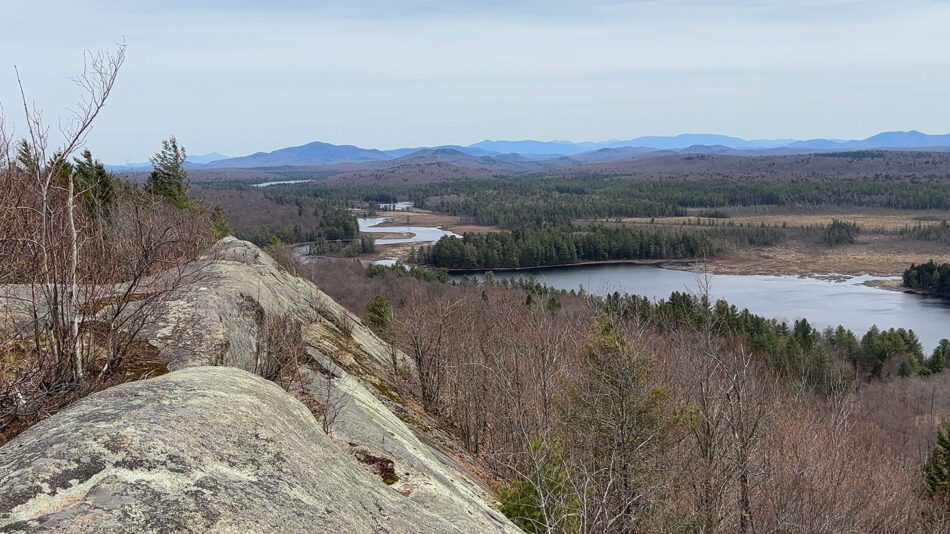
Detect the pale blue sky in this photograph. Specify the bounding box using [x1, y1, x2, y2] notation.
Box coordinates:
[2, 0, 950, 162]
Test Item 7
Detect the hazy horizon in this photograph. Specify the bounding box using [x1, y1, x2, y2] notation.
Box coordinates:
[3, 0, 950, 162]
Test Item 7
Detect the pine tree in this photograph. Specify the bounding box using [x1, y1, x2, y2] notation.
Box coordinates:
[145, 136, 191, 209]
[72, 149, 117, 223]
[562, 314, 686, 531]
[209, 205, 233, 239]
[366, 295, 392, 331]
[924, 424, 950, 504]
[931, 340, 950, 374]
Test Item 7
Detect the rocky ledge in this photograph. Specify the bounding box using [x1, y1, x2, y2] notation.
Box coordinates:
[0, 239, 518, 533]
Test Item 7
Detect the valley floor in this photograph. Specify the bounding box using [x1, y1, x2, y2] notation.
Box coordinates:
[370, 209, 503, 235]
[624, 208, 950, 277]
[673, 236, 950, 277]
[360, 207, 950, 277]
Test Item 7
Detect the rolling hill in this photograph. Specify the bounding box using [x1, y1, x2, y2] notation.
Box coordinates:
[112, 131, 950, 171]
[203, 141, 392, 168]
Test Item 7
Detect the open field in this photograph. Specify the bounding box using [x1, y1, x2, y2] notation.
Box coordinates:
[360, 208, 949, 275]
[613, 209, 950, 276]
[608, 210, 950, 276]
[621, 208, 949, 232]
[685, 235, 950, 277]
[354, 242, 418, 262]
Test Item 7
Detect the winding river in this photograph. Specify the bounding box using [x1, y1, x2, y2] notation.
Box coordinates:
[358, 217, 459, 246]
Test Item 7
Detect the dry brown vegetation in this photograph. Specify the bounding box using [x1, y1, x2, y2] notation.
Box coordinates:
[602, 209, 950, 276]
[2, 45, 947, 534]
[625, 208, 949, 232]
[351, 208, 500, 262]
[296, 255, 950, 532]
[0, 47, 217, 445]
[193, 186, 322, 232]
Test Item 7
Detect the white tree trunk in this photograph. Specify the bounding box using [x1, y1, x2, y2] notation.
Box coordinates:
[67, 172, 82, 378]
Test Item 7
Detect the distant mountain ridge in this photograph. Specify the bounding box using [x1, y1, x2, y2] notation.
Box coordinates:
[468, 131, 947, 155]
[185, 152, 230, 164]
[112, 131, 950, 169]
[204, 141, 390, 168]
[788, 130, 950, 151]
[105, 152, 231, 171]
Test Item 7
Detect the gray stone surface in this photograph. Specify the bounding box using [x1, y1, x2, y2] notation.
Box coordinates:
[140, 237, 406, 376]
[0, 367, 514, 533]
[0, 239, 519, 533]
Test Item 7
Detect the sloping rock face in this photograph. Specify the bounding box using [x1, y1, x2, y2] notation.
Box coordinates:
[140, 236, 399, 375]
[0, 238, 518, 532]
[0, 367, 513, 533]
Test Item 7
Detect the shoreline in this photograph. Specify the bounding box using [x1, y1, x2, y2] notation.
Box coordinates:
[444, 258, 682, 274]
[442, 260, 950, 310]
[445, 260, 950, 303]
[890, 284, 950, 299]
[443, 258, 903, 280]
[349, 214, 947, 280]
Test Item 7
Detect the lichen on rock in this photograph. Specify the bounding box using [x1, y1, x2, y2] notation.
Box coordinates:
[0, 239, 518, 533]
[0, 367, 514, 533]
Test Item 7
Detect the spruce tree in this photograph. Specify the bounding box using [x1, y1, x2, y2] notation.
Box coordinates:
[146, 136, 191, 209]
[73, 149, 117, 222]
[924, 424, 950, 504]
[931, 340, 950, 374]
[366, 295, 392, 331]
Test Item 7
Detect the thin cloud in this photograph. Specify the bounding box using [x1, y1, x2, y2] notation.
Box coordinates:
[1, 0, 948, 161]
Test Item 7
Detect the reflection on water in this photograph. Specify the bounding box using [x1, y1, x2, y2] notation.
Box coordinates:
[456, 264, 950, 352]
[358, 217, 459, 245]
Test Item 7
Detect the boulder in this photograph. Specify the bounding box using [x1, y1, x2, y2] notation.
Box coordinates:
[0, 238, 519, 532]
[138, 237, 403, 375]
[0, 367, 515, 533]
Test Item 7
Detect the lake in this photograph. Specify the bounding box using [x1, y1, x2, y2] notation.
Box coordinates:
[251, 179, 314, 187]
[454, 264, 950, 352]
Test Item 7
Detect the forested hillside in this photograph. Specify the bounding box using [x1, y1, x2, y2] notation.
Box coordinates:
[4, 42, 950, 534]
[270, 174, 950, 230]
[299, 255, 950, 532]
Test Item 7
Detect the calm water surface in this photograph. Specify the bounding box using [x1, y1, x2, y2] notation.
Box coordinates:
[251, 179, 314, 187]
[456, 264, 950, 352]
[358, 217, 459, 245]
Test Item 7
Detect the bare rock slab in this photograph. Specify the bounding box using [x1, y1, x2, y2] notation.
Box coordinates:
[0, 367, 514, 533]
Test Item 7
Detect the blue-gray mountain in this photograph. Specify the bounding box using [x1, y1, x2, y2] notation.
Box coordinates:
[205, 141, 391, 168]
[105, 152, 231, 171]
[787, 131, 950, 151]
[115, 131, 950, 169]
[468, 134, 794, 155]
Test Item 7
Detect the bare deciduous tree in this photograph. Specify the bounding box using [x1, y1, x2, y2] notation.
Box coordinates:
[393, 287, 466, 412]
[0, 47, 218, 443]
[317, 370, 347, 435]
[13, 46, 126, 380]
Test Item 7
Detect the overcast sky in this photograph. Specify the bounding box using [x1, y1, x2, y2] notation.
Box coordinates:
[2, 0, 950, 162]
